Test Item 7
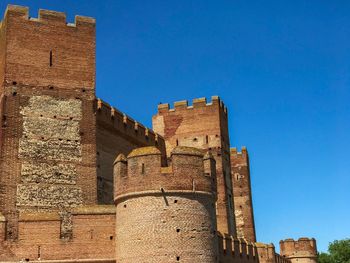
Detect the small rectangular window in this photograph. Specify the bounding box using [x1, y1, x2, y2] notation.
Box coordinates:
[49, 50, 53, 67]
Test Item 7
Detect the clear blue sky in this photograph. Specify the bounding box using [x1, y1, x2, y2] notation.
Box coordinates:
[1, 0, 349, 253]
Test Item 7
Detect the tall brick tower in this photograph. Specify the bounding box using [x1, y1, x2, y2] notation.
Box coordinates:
[0, 5, 96, 239]
[114, 146, 219, 262]
[231, 147, 256, 242]
[280, 238, 318, 263]
[152, 96, 237, 236]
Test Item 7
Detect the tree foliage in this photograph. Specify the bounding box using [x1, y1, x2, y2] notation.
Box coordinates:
[318, 239, 350, 263]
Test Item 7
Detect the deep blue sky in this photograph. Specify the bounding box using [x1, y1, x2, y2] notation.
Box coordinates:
[1, 0, 349, 253]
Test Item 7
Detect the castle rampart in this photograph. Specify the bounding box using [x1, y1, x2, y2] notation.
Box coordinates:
[217, 233, 260, 263]
[114, 146, 218, 263]
[255, 243, 292, 263]
[96, 98, 166, 204]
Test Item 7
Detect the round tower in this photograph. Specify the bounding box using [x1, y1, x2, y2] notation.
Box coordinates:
[280, 238, 318, 263]
[114, 146, 219, 263]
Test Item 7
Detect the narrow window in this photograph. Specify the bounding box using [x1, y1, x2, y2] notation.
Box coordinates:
[49, 50, 53, 67]
[176, 139, 179, 146]
[206, 135, 209, 144]
[176, 256, 180, 261]
[141, 163, 145, 174]
[37, 246, 41, 260]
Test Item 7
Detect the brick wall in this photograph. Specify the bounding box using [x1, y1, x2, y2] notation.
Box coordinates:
[0, 20, 5, 90]
[217, 234, 259, 263]
[280, 238, 318, 263]
[96, 99, 166, 204]
[0, 206, 115, 261]
[0, 5, 97, 240]
[152, 96, 237, 237]
[230, 147, 256, 242]
[114, 146, 218, 263]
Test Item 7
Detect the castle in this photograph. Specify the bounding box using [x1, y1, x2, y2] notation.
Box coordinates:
[0, 5, 318, 263]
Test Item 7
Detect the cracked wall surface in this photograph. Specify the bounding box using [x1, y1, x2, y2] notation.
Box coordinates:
[17, 95, 83, 210]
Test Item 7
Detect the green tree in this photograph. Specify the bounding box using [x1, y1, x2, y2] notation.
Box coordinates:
[318, 239, 350, 263]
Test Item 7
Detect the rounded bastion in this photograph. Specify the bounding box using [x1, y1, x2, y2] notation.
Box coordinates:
[114, 146, 218, 263]
[280, 238, 317, 263]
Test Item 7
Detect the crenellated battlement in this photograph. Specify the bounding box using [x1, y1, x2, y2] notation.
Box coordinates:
[114, 146, 215, 202]
[254, 242, 292, 263]
[3, 5, 95, 28]
[231, 146, 248, 163]
[231, 146, 247, 156]
[280, 238, 317, 260]
[96, 98, 163, 146]
[157, 95, 227, 115]
[217, 233, 260, 262]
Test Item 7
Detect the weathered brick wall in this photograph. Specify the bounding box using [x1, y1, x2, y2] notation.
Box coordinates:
[3, 5, 95, 90]
[230, 147, 256, 242]
[0, 20, 5, 91]
[0, 206, 116, 261]
[280, 238, 318, 263]
[152, 96, 236, 237]
[0, 5, 97, 240]
[114, 146, 218, 263]
[96, 99, 166, 204]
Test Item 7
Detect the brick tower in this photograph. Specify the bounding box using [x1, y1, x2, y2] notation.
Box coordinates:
[0, 5, 96, 239]
[231, 147, 256, 242]
[280, 238, 318, 263]
[114, 146, 219, 262]
[152, 96, 236, 236]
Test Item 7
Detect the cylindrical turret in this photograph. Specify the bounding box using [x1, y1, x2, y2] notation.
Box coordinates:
[280, 238, 318, 263]
[114, 146, 219, 263]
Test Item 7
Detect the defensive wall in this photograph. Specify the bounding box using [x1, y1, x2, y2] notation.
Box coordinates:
[96, 98, 166, 204]
[153, 96, 237, 238]
[0, 206, 115, 262]
[217, 235, 290, 263]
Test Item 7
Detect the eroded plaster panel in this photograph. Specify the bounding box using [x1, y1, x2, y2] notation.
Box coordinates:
[22, 117, 80, 140]
[20, 95, 82, 119]
[16, 184, 82, 207]
[21, 162, 77, 185]
[17, 95, 83, 209]
[19, 138, 82, 161]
